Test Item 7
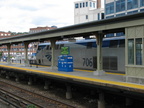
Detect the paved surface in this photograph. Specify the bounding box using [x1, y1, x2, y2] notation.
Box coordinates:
[0, 62, 144, 94]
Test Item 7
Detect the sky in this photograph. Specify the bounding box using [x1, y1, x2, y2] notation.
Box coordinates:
[0, 0, 79, 32]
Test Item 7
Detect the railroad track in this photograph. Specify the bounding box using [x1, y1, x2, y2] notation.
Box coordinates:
[0, 80, 75, 108]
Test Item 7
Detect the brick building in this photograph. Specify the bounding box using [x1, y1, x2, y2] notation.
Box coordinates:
[29, 26, 57, 33]
[0, 26, 57, 59]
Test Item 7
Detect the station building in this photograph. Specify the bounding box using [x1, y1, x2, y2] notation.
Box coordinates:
[104, 0, 144, 37]
[74, 0, 104, 24]
[105, 0, 144, 19]
[104, 0, 144, 83]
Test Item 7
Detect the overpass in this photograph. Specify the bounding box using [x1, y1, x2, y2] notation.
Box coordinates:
[0, 12, 144, 84]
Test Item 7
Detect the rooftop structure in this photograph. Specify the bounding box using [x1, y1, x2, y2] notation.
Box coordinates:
[74, 0, 104, 24]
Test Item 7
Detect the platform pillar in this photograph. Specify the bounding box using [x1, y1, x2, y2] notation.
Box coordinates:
[50, 39, 57, 69]
[44, 80, 51, 90]
[28, 77, 32, 85]
[24, 42, 30, 67]
[6, 44, 11, 64]
[98, 91, 105, 108]
[94, 32, 105, 75]
[66, 84, 72, 99]
[126, 98, 133, 107]
[6, 74, 9, 79]
[15, 74, 19, 82]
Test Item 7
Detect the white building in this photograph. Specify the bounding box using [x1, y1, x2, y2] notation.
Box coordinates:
[74, 0, 104, 24]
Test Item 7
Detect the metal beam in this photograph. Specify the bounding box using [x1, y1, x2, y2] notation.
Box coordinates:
[0, 12, 144, 45]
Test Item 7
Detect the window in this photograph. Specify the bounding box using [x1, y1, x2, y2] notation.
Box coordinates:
[80, 3, 82, 8]
[106, 33, 114, 37]
[98, 13, 100, 20]
[116, 32, 125, 36]
[119, 39, 125, 47]
[128, 39, 134, 64]
[105, 2, 114, 15]
[127, 10, 138, 14]
[136, 39, 142, 65]
[83, 2, 85, 7]
[116, 13, 125, 17]
[86, 15, 88, 19]
[109, 40, 118, 48]
[106, 15, 114, 19]
[127, 0, 138, 10]
[90, 2, 92, 7]
[140, 9, 144, 12]
[93, 3, 95, 8]
[86, 2, 88, 7]
[116, 0, 125, 12]
[140, 0, 144, 7]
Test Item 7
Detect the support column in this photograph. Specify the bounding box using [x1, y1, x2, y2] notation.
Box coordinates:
[44, 80, 51, 90]
[66, 84, 72, 99]
[15, 74, 19, 82]
[50, 39, 57, 69]
[6, 73, 10, 79]
[98, 91, 105, 108]
[6, 44, 11, 64]
[94, 32, 105, 75]
[28, 77, 32, 85]
[126, 98, 133, 107]
[24, 42, 30, 67]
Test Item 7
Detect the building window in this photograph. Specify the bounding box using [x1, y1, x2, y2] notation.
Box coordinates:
[116, 13, 125, 17]
[106, 15, 114, 19]
[116, 0, 125, 12]
[106, 33, 114, 37]
[83, 2, 85, 7]
[86, 2, 88, 7]
[90, 2, 92, 7]
[109, 40, 118, 48]
[140, 9, 144, 12]
[128, 39, 134, 64]
[127, 0, 138, 10]
[105, 2, 114, 15]
[140, 0, 144, 6]
[127, 10, 138, 14]
[75, 3, 79, 8]
[136, 38, 142, 65]
[80, 3, 82, 8]
[93, 3, 95, 8]
[116, 32, 125, 36]
[86, 15, 88, 19]
[98, 13, 100, 20]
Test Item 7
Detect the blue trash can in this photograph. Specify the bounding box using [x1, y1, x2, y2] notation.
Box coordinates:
[58, 55, 73, 72]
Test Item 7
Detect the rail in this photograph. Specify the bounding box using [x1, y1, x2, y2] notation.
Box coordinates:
[0, 80, 75, 108]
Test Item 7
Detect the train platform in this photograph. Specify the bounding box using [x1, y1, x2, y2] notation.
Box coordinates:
[0, 62, 144, 95]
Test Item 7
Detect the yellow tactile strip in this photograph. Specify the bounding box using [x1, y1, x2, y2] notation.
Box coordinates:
[0, 64, 144, 93]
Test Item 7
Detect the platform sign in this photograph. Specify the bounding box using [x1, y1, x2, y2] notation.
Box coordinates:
[61, 46, 69, 55]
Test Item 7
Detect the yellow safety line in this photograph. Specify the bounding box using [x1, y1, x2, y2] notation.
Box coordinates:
[105, 72, 125, 76]
[0, 62, 125, 75]
[74, 69, 93, 72]
[0, 64, 144, 90]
